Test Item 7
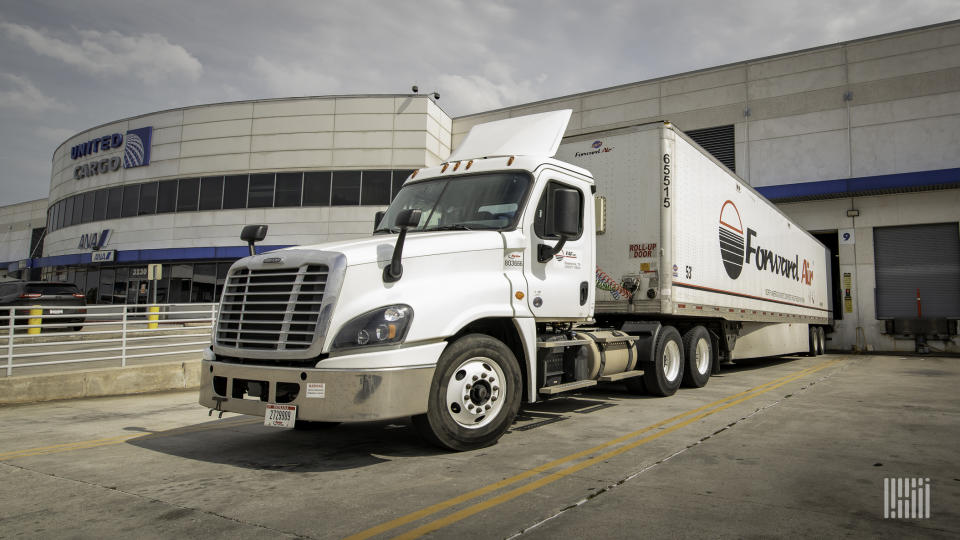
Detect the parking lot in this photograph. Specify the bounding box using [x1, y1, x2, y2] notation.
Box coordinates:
[1, 353, 957, 539]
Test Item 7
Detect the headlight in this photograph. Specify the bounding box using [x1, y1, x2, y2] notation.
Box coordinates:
[331, 305, 413, 350]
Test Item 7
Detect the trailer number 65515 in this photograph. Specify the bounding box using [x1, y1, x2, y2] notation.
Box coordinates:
[662, 153, 671, 208]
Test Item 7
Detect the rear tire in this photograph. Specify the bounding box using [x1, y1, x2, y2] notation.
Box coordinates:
[816, 327, 826, 355]
[413, 334, 521, 451]
[640, 326, 684, 397]
[808, 326, 818, 356]
[681, 326, 711, 388]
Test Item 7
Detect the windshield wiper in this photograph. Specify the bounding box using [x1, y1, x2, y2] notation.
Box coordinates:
[429, 224, 475, 231]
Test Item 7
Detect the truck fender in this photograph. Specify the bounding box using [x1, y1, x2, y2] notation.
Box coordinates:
[620, 320, 662, 365]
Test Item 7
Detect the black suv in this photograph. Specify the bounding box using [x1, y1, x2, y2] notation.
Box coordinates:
[0, 281, 87, 331]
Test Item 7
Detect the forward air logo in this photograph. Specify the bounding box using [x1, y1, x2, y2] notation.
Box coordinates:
[718, 200, 814, 286]
[718, 201, 745, 279]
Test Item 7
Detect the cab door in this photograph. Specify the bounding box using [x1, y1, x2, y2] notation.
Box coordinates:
[524, 172, 594, 320]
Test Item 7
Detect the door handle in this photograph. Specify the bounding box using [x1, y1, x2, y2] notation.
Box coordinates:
[580, 281, 589, 306]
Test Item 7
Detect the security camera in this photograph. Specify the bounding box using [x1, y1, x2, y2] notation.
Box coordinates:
[412, 85, 419, 93]
[432, 92, 440, 100]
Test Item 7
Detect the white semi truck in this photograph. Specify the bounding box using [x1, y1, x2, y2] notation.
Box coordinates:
[200, 110, 832, 451]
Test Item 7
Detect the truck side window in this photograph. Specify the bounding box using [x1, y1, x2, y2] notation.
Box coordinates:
[534, 181, 583, 240]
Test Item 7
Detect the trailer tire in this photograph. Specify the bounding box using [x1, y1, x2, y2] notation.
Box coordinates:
[640, 326, 684, 397]
[412, 334, 521, 452]
[816, 327, 826, 355]
[681, 326, 711, 388]
[808, 326, 818, 356]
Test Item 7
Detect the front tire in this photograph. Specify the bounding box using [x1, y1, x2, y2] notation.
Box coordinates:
[639, 326, 684, 397]
[681, 326, 712, 388]
[413, 334, 521, 451]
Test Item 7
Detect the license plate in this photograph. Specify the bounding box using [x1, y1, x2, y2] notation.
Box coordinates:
[264, 404, 297, 428]
[49, 309, 63, 315]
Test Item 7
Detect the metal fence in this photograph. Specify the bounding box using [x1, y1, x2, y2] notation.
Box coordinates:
[2, 303, 218, 376]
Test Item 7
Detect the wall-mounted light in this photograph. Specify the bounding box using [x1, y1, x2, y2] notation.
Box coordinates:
[843, 90, 854, 102]
[743, 107, 751, 117]
[846, 209, 860, 217]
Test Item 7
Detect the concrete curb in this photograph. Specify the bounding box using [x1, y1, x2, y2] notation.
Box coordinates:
[0, 360, 201, 405]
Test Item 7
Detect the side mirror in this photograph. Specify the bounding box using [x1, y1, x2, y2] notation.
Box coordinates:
[241, 224, 268, 256]
[538, 189, 581, 262]
[384, 209, 422, 283]
[551, 188, 580, 237]
[395, 208, 421, 228]
[374, 211, 386, 232]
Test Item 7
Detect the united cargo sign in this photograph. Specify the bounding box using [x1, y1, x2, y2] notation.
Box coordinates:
[72, 126, 153, 179]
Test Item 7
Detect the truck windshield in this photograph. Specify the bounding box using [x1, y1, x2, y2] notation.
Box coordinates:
[375, 172, 531, 233]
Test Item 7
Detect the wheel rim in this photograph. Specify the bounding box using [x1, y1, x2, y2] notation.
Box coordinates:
[444, 356, 507, 429]
[663, 340, 681, 381]
[695, 337, 710, 375]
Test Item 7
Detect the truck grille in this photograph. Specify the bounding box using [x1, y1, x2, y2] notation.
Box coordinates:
[216, 264, 328, 350]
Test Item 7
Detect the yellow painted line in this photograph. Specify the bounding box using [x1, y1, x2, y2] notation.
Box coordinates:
[0, 417, 261, 461]
[393, 358, 841, 539]
[345, 358, 838, 540]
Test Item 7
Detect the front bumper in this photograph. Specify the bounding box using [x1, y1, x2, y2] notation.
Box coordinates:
[199, 342, 445, 422]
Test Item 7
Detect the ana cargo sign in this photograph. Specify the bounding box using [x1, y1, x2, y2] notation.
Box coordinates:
[718, 201, 813, 286]
[72, 126, 153, 179]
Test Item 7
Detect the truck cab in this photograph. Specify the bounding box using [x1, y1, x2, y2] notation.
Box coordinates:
[201, 110, 600, 450]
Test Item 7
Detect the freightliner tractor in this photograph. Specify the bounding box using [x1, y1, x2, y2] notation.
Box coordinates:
[200, 110, 832, 451]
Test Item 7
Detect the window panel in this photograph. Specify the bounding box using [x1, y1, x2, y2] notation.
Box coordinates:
[106, 187, 123, 219]
[248, 173, 275, 208]
[275, 172, 303, 207]
[63, 195, 75, 227]
[55, 200, 64, 230]
[93, 189, 108, 221]
[138, 182, 158, 215]
[223, 175, 248, 209]
[332, 170, 361, 205]
[303, 171, 331, 206]
[81, 191, 96, 223]
[361, 170, 391, 205]
[199, 177, 224, 211]
[391, 170, 414, 202]
[121, 184, 140, 217]
[176, 178, 200, 212]
[157, 180, 177, 213]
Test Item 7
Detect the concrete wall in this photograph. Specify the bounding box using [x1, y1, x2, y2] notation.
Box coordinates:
[452, 22, 960, 188]
[0, 199, 47, 275]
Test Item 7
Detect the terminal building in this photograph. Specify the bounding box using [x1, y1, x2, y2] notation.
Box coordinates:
[1, 20, 958, 352]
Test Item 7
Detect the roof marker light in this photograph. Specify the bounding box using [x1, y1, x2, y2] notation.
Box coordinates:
[410, 169, 419, 179]
[441, 163, 449, 173]
[466, 160, 474, 170]
[453, 161, 461, 171]
[507, 156, 515, 166]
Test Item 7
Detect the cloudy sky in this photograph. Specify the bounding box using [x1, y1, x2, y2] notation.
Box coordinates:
[1, 0, 958, 205]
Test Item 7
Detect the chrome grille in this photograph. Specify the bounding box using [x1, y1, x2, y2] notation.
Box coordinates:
[216, 264, 328, 350]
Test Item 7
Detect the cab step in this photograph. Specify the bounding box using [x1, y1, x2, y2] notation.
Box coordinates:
[598, 370, 644, 382]
[538, 379, 598, 395]
[537, 338, 591, 349]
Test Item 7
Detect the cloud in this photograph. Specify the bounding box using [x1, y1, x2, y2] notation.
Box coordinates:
[250, 56, 340, 97]
[0, 73, 66, 112]
[437, 62, 548, 115]
[0, 20, 202, 84]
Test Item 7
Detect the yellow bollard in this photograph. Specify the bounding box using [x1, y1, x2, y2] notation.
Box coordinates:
[148, 305, 160, 329]
[28, 306, 42, 335]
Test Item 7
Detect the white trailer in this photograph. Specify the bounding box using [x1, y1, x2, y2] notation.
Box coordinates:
[200, 111, 832, 450]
